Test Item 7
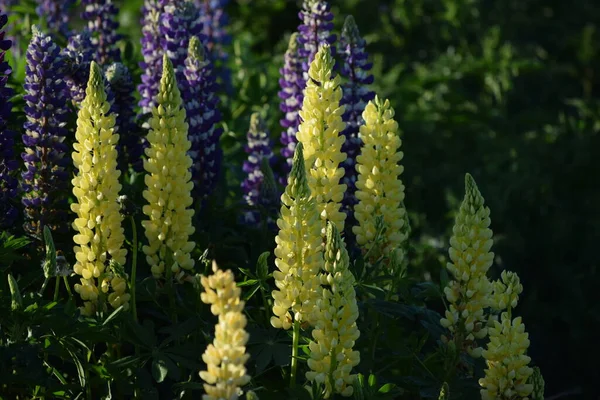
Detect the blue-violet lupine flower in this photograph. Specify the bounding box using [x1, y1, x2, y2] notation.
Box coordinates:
[81, 0, 121, 65]
[62, 29, 94, 105]
[184, 35, 222, 198]
[0, 10, 17, 229]
[138, 0, 164, 115]
[339, 15, 375, 222]
[278, 33, 303, 185]
[297, 0, 336, 86]
[241, 112, 275, 226]
[35, 0, 75, 37]
[21, 26, 70, 241]
[198, 0, 232, 91]
[105, 63, 144, 173]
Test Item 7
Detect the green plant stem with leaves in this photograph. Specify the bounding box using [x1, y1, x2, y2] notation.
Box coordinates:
[290, 319, 300, 388]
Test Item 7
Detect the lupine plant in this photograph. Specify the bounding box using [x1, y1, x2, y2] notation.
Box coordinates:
[138, 0, 164, 115]
[0, 10, 17, 229]
[34, 0, 75, 37]
[62, 30, 94, 105]
[21, 26, 70, 243]
[198, 0, 232, 90]
[81, 0, 121, 65]
[297, 0, 336, 84]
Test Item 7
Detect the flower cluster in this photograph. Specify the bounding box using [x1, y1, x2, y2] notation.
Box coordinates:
[278, 33, 303, 185]
[21, 26, 70, 242]
[199, 0, 232, 91]
[339, 16, 375, 221]
[297, 0, 336, 86]
[306, 222, 360, 398]
[71, 61, 128, 316]
[81, 0, 121, 65]
[490, 270, 523, 313]
[142, 55, 195, 279]
[352, 97, 407, 262]
[62, 30, 94, 105]
[531, 367, 545, 400]
[440, 173, 494, 357]
[200, 261, 251, 400]
[35, 0, 75, 37]
[271, 142, 323, 329]
[138, 0, 164, 115]
[241, 112, 275, 226]
[296, 45, 347, 236]
[104, 62, 143, 172]
[479, 313, 534, 400]
[0, 10, 17, 229]
[183, 35, 223, 198]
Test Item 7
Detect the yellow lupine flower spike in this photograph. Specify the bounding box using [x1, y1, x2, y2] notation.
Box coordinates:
[71, 61, 128, 316]
[440, 173, 493, 357]
[142, 54, 195, 279]
[296, 44, 347, 236]
[200, 261, 251, 400]
[352, 97, 407, 262]
[479, 312, 534, 400]
[306, 222, 360, 398]
[271, 142, 324, 329]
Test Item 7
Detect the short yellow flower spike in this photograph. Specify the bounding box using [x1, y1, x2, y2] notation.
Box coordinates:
[142, 54, 195, 279]
[306, 222, 360, 398]
[440, 173, 493, 357]
[71, 61, 128, 315]
[271, 142, 324, 329]
[296, 44, 347, 236]
[479, 313, 534, 400]
[200, 261, 251, 400]
[352, 97, 407, 261]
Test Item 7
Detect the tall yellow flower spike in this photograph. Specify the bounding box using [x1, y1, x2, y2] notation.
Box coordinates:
[142, 54, 195, 279]
[440, 173, 493, 357]
[271, 142, 324, 329]
[306, 222, 360, 398]
[352, 97, 407, 261]
[296, 44, 347, 236]
[200, 261, 251, 400]
[71, 61, 128, 316]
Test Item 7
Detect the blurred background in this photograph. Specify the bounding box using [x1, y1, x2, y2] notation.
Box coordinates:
[5, 0, 599, 397]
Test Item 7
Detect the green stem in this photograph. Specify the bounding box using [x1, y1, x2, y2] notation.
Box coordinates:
[53, 277, 60, 302]
[290, 319, 300, 388]
[39, 278, 49, 296]
[165, 251, 177, 324]
[260, 287, 271, 324]
[129, 216, 138, 323]
[63, 277, 73, 299]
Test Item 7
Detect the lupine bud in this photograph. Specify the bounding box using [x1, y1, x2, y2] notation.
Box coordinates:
[271, 142, 323, 330]
[200, 261, 251, 400]
[241, 112, 275, 226]
[306, 222, 360, 398]
[296, 45, 347, 237]
[438, 382, 449, 400]
[0, 11, 18, 229]
[35, 0, 75, 37]
[338, 16, 375, 222]
[138, 0, 165, 115]
[198, 0, 232, 91]
[531, 366, 545, 400]
[71, 61, 128, 316]
[184, 35, 223, 198]
[479, 312, 534, 400]
[141, 55, 195, 279]
[352, 97, 407, 262]
[440, 174, 494, 357]
[8, 273, 22, 311]
[104, 63, 144, 173]
[278, 33, 303, 185]
[62, 30, 94, 105]
[81, 0, 121, 65]
[21, 26, 70, 244]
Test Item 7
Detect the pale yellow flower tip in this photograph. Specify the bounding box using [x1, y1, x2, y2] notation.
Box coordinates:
[271, 142, 323, 329]
[199, 262, 251, 400]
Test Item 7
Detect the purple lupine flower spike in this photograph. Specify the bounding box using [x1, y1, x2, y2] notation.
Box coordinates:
[35, 0, 75, 37]
[241, 113, 275, 226]
[277, 32, 303, 185]
[21, 26, 70, 241]
[184, 35, 223, 198]
[339, 15, 375, 221]
[0, 10, 18, 229]
[198, 0, 232, 91]
[297, 0, 336, 86]
[105, 63, 144, 173]
[138, 0, 164, 115]
[81, 0, 121, 65]
[62, 30, 94, 105]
